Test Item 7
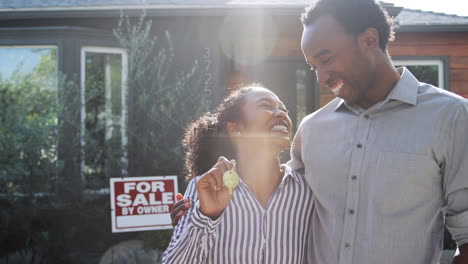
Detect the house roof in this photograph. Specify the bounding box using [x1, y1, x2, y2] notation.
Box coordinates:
[0, 0, 467, 31]
[394, 8, 468, 32]
[396, 9, 468, 26]
[0, 0, 400, 13]
[2, 0, 309, 9]
[0, 0, 395, 8]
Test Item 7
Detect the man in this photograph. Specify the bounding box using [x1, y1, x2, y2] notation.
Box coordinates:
[288, 0, 468, 263]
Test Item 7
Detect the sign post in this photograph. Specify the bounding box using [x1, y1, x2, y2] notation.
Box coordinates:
[110, 176, 178, 233]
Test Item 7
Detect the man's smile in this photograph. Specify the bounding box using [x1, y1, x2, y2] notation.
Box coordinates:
[329, 79, 344, 95]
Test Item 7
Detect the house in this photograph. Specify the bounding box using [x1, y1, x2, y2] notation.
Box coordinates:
[1, 0, 466, 187]
[391, 8, 468, 98]
[0, 0, 466, 262]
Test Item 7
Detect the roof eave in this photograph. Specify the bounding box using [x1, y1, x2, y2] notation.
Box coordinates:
[0, 3, 404, 20]
[0, 6, 308, 20]
[397, 24, 468, 32]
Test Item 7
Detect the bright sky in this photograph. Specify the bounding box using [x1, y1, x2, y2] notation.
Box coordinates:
[384, 0, 468, 17]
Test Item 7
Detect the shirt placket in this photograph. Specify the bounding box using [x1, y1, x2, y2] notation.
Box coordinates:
[262, 180, 284, 264]
[339, 112, 372, 264]
[260, 211, 267, 264]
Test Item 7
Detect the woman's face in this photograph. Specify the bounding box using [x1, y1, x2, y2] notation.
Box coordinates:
[235, 87, 292, 150]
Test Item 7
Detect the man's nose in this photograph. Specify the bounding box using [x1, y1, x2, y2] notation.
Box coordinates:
[316, 68, 330, 85]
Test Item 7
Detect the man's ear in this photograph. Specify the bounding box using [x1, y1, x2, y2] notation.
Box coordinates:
[359, 27, 379, 50]
[226, 122, 240, 136]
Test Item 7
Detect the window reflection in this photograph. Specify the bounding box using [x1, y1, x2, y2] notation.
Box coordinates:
[0, 46, 58, 194]
[296, 68, 308, 125]
[82, 50, 127, 188]
[393, 59, 443, 88]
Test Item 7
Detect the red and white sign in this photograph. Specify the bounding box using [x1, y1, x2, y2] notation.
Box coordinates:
[110, 176, 178, 233]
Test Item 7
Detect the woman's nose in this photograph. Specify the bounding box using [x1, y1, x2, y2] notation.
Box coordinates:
[274, 108, 288, 119]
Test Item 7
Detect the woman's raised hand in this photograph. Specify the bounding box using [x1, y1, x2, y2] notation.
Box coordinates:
[196, 156, 236, 219]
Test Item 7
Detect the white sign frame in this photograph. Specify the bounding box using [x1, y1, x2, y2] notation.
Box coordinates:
[110, 176, 178, 233]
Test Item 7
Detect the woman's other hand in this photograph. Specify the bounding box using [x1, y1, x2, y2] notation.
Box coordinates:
[170, 193, 191, 227]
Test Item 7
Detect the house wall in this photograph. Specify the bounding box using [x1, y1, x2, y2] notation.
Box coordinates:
[389, 31, 468, 98]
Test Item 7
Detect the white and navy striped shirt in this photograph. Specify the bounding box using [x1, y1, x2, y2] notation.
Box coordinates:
[163, 165, 314, 264]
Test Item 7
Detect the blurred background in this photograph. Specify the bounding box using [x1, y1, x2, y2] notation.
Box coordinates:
[0, 0, 467, 263]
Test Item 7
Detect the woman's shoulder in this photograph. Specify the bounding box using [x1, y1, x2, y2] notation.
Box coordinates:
[281, 164, 314, 208]
[281, 164, 308, 186]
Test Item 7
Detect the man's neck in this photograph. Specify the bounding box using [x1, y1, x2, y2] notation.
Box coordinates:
[358, 55, 401, 109]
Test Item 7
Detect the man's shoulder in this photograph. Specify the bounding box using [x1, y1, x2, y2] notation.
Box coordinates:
[418, 83, 468, 108]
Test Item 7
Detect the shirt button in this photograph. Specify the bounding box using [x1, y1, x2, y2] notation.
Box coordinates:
[351, 175, 358, 181]
[363, 114, 370, 119]
[345, 243, 351, 248]
[348, 209, 355, 215]
[356, 143, 362, 148]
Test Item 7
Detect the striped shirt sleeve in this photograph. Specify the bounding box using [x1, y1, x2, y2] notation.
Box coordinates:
[162, 178, 223, 264]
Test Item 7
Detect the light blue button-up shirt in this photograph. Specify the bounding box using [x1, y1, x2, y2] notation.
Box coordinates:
[289, 67, 468, 264]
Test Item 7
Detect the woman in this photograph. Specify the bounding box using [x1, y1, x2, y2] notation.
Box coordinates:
[163, 85, 313, 263]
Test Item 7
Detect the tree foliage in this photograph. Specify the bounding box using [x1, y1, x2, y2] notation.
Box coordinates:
[113, 13, 212, 177]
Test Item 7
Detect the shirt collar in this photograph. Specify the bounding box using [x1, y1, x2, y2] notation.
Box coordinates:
[334, 98, 347, 112]
[237, 164, 301, 189]
[334, 67, 420, 112]
[281, 164, 301, 183]
[386, 67, 419, 106]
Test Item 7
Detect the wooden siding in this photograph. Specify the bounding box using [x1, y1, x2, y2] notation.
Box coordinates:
[390, 31, 468, 99]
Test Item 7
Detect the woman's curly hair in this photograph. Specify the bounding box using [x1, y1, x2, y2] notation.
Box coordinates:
[182, 85, 261, 180]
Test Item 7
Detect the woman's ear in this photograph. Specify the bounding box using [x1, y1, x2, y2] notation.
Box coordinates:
[226, 122, 240, 136]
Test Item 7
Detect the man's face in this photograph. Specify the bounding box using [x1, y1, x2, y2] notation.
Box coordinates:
[301, 15, 375, 106]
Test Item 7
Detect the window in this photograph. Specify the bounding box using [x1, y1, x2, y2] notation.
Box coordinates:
[0, 46, 58, 193]
[81, 47, 128, 188]
[296, 68, 311, 125]
[393, 58, 447, 89]
[0, 46, 57, 88]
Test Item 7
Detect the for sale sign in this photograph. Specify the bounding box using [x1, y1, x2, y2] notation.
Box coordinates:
[110, 176, 178, 233]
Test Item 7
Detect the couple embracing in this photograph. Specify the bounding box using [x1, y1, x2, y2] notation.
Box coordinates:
[164, 0, 468, 263]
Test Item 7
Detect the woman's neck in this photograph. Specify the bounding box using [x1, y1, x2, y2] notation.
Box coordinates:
[236, 146, 283, 207]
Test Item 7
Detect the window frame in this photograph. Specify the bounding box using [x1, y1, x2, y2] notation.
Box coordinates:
[80, 46, 129, 185]
[392, 56, 450, 90]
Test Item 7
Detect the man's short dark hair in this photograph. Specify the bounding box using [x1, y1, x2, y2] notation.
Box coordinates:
[301, 0, 396, 51]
